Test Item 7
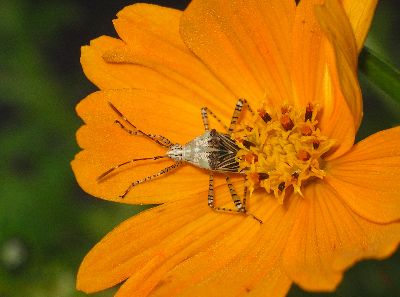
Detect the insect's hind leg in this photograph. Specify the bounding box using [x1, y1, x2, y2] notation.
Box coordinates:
[207, 174, 215, 208]
[226, 176, 262, 223]
[207, 173, 234, 212]
[207, 174, 262, 224]
[228, 99, 255, 135]
[225, 176, 246, 212]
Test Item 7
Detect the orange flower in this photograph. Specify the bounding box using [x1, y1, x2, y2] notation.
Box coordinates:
[72, 0, 400, 296]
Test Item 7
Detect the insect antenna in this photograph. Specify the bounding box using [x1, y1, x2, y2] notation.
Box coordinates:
[108, 102, 173, 148]
[97, 155, 168, 181]
[108, 101, 140, 130]
[120, 162, 183, 198]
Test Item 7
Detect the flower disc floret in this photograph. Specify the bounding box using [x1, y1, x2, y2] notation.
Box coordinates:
[233, 103, 336, 202]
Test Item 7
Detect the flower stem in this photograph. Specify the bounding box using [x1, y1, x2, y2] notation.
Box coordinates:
[359, 47, 400, 103]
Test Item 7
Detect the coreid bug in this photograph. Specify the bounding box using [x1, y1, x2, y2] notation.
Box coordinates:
[97, 99, 262, 223]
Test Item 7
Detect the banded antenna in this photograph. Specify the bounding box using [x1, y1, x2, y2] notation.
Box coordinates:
[108, 102, 173, 148]
[97, 102, 182, 198]
[96, 155, 168, 181]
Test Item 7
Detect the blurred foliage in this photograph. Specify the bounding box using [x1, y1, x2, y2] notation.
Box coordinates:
[359, 48, 400, 104]
[0, 1, 398, 297]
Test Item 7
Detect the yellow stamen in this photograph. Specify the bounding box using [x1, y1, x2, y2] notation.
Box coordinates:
[234, 103, 335, 202]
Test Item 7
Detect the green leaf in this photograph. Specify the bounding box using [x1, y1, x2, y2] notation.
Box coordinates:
[359, 47, 400, 103]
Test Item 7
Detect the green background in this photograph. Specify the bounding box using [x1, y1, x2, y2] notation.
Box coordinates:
[0, 1, 399, 296]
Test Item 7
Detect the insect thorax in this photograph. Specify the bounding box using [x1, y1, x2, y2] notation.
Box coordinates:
[167, 129, 240, 172]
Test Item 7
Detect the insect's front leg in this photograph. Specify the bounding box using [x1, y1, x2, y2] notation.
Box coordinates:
[201, 107, 229, 132]
[201, 98, 254, 133]
[228, 99, 255, 135]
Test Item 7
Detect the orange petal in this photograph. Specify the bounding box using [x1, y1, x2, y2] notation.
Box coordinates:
[180, 0, 296, 107]
[291, 0, 358, 159]
[145, 194, 294, 297]
[116, 4, 187, 52]
[77, 197, 205, 293]
[81, 36, 187, 95]
[342, 0, 378, 51]
[291, 0, 326, 106]
[315, 0, 362, 131]
[110, 4, 234, 118]
[326, 126, 400, 223]
[283, 180, 400, 291]
[72, 89, 218, 204]
[81, 4, 233, 118]
[317, 57, 356, 160]
[78, 184, 256, 295]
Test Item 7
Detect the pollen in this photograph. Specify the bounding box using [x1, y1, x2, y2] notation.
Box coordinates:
[233, 103, 336, 202]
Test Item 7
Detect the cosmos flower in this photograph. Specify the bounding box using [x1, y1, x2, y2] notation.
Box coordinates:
[71, 0, 400, 296]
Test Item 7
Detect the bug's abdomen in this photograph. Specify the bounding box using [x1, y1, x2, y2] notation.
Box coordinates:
[208, 131, 240, 172]
[183, 130, 240, 173]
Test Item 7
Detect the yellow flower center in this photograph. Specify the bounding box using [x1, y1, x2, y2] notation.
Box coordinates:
[233, 103, 336, 203]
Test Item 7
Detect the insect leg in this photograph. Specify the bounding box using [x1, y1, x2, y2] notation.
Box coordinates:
[120, 162, 182, 198]
[242, 175, 248, 211]
[207, 173, 215, 208]
[225, 176, 245, 212]
[109, 102, 173, 148]
[207, 173, 239, 213]
[225, 176, 263, 224]
[207, 175, 261, 223]
[201, 107, 229, 132]
[243, 99, 255, 116]
[228, 99, 255, 135]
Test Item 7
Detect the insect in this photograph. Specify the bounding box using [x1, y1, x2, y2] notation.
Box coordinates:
[97, 99, 262, 223]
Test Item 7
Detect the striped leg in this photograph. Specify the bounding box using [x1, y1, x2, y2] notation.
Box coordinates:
[228, 99, 255, 135]
[226, 176, 263, 224]
[242, 175, 248, 211]
[201, 99, 253, 133]
[207, 174, 238, 213]
[226, 176, 245, 212]
[120, 162, 182, 198]
[207, 174, 215, 208]
[207, 175, 262, 224]
[201, 107, 229, 132]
